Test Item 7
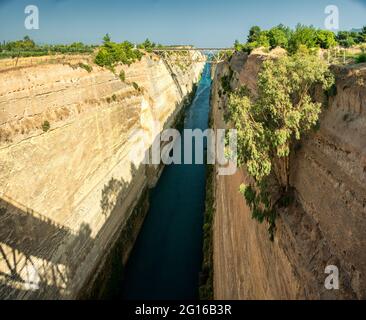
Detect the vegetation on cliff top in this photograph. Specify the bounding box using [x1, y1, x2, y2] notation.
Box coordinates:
[0, 35, 162, 62]
[94, 34, 144, 70]
[234, 24, 366, 54]
[225, 50, 334, 240]
[0, 36, 95, 59]
[137, 38, 161, 52]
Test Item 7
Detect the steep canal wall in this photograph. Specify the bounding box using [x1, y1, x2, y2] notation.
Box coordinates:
[211, 49, 366, 299]
[0, 52, 204, 299]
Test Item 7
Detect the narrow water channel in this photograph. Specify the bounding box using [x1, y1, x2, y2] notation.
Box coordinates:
[120, 63, 212, 300]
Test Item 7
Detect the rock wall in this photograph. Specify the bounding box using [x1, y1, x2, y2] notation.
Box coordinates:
[212, 51, 366, 300]
[0, 52, 204, 299]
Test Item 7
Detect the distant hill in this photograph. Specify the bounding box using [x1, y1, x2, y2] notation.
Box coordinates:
[350, 28, 362, 33]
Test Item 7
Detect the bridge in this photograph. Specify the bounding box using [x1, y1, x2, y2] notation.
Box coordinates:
[152, 48, 234, 64]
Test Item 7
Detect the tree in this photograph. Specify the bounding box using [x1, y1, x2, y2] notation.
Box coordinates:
[288, 24, 318, 53]
[137, 38, 156, 52]
[337, 31, 356, 48]
[245, 29, 270, 51]
[316, 30, 337, 49]
[268, 25, 291, 49]
[234, 40, 242, 51]
[256, 32, 270, 48]
[248, 26, 262, 43]
[103, 33, 111, 44]
[360, 26, 366, 43]
[225, 51, 334, 239]
[95, 37, 143, 69]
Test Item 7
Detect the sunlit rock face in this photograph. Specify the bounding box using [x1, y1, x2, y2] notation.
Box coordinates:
[212, 51, 366, 300]
[0, 52, 204, 299]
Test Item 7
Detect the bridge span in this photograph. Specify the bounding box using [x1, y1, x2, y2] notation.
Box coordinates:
[152, 47, 234, 64]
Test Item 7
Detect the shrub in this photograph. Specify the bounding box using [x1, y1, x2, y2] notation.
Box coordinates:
[119, 70, 126, 82]
[42, 121, 50, 132]
[221, 75, 232, 93]
[78, 63, 93, 73]
[132, 82, 139, 90]
[355, 53, 366, 63]
[241, 42, 260, 54]
[220, 68, 233, 94]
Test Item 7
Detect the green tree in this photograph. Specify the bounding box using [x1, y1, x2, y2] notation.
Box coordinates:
[244, 30, 270, 51]
[256, 32, 270, 48]
[360, 26, 366, 43]
[316, 30, 337, 49]
[103, 33, 111, 43]
[137, 38, 156, 53]
[95, 36, 143, 69]
[248, 26, 262, 43]
[337, 31, 356, 48]
[268, 25, 291, 49]
[225, 52, 334, 239]
[288, 24, 318, 53]
[234, 40, 242, 51]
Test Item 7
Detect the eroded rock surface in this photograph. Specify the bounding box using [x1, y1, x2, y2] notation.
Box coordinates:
[212, 52, 366, 299]
[0, 53, 204, 299]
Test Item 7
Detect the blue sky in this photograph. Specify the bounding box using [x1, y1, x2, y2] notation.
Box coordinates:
[0, 0, 365, 47]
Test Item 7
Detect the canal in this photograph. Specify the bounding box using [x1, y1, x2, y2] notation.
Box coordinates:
[120, 63, 212, 300]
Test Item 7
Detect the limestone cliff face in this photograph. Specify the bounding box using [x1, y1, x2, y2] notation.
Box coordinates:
[212, 51, 366, 299]
[0, 52, 204, 299]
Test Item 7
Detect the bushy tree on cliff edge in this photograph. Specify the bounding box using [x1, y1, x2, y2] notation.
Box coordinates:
[95, 34, 143, 70]
[225, 51, 334, 240]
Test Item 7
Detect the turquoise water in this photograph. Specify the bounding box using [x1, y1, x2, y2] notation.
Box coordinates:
[120, 64, 212, 300]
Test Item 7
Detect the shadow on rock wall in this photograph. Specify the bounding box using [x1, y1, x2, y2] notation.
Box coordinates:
[0, 197, 93, 299]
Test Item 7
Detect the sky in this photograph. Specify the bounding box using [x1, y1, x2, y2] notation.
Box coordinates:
[0, 0, 365, 47]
